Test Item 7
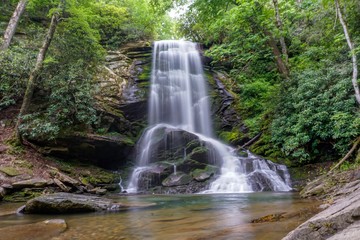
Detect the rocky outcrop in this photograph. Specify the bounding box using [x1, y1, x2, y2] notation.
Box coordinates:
[27, 42, 152, 170]
[131, 126, 222, 193]
[34, 134, 134, 169]
[22, 192, 154, 214]
[283, 169, 360, 240]
[207, 70, 248, 145]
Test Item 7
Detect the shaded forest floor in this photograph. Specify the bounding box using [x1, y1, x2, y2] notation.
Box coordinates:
[0, 105, 54, 185]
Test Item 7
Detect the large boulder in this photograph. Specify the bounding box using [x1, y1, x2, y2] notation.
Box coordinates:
[22, 192, 154, 214]
[27, 42, 153, 170]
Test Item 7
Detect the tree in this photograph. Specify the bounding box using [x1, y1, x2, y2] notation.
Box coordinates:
[15, 11, 60, 142]
[1, 0, 28, 50]
[272, 0, 288, 65]
[334, 0, 360, 105]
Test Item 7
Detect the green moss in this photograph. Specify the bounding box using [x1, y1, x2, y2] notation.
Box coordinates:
[17, 159, 34, 169]
[0, 167, 21, 176]
[218, 128, 243, 144]
[138, 65, 151, 82]
[4, 188, 42, 202]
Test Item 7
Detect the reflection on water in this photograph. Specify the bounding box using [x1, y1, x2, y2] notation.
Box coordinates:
[0, 192, 318, 240]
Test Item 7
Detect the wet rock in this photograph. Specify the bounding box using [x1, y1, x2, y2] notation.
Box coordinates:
[22, 192, 153, 214]
[0, 219, 67, 240]
[154, 180, 210, 194]
[136, 165, 171, 191]
[162, 172, 192, 187]
[12, 178, 52, 189]
[191, 168, 215, 182]
[247, 171, 275, 191]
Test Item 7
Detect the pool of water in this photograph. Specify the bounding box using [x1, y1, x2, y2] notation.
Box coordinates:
[0, 192, 318, 240]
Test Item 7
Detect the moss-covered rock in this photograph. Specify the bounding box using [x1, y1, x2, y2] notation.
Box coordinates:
[162, 172, 192, 187]
[4, 188, 43, 202]
[0, 167, 21, 176]
[191, 167, 216, 182]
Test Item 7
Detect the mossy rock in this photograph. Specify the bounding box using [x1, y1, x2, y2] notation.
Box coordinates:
[4, 188, 43, 202]
[0, 167, 21, 177]
[162, 172, 192, 187]
[191, 167, 215, 182]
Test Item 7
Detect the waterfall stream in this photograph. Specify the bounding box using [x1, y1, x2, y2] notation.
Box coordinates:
[127, 40, 291, 193]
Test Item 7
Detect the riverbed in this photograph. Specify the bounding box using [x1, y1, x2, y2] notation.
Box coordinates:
[0, 192, 318, 240]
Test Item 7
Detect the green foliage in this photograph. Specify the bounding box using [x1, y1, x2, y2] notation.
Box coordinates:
[271, 62, 359, 163]
[1, 0, 174, 140]
[0, 45, 36, 110]
[219, 128, 243, 144]
[177, 0, 360, 166]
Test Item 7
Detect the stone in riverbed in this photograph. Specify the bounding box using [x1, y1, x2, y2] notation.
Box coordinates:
[22, 192, 154, 214]
[0, 219, 67, 240]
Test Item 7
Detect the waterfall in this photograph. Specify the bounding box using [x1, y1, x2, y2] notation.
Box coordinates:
[126, 40, 291, 193]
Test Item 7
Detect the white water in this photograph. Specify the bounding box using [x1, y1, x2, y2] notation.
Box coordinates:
[127, 40, 291, 193]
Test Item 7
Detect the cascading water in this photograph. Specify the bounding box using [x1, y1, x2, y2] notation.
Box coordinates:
[127, 40, 291, 193]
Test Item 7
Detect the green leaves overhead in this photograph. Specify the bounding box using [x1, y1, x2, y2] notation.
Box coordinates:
[178, 0, 360, 164]
[1, 0, 173, 140]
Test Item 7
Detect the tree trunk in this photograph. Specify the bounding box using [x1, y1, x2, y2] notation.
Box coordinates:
[264, 30, 289, 78]
[15, 13, 59, 142]
[1, 0, 27, 50]
[335, 0, 360, 105]
[328, 137, 360, 174]
[272, 0, 288, 65]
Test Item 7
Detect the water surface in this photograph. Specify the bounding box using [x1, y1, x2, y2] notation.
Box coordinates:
[0, 192, 318, 240]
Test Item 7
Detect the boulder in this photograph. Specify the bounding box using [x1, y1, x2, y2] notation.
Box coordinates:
[22, 192, 154, 214]
[191, 168, 215, 182]
[162, 172, 192, 187]
[136, 164, 171, 191]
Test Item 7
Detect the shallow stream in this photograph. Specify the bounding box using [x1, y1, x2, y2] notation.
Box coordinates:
[0, 192, 318, 240]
